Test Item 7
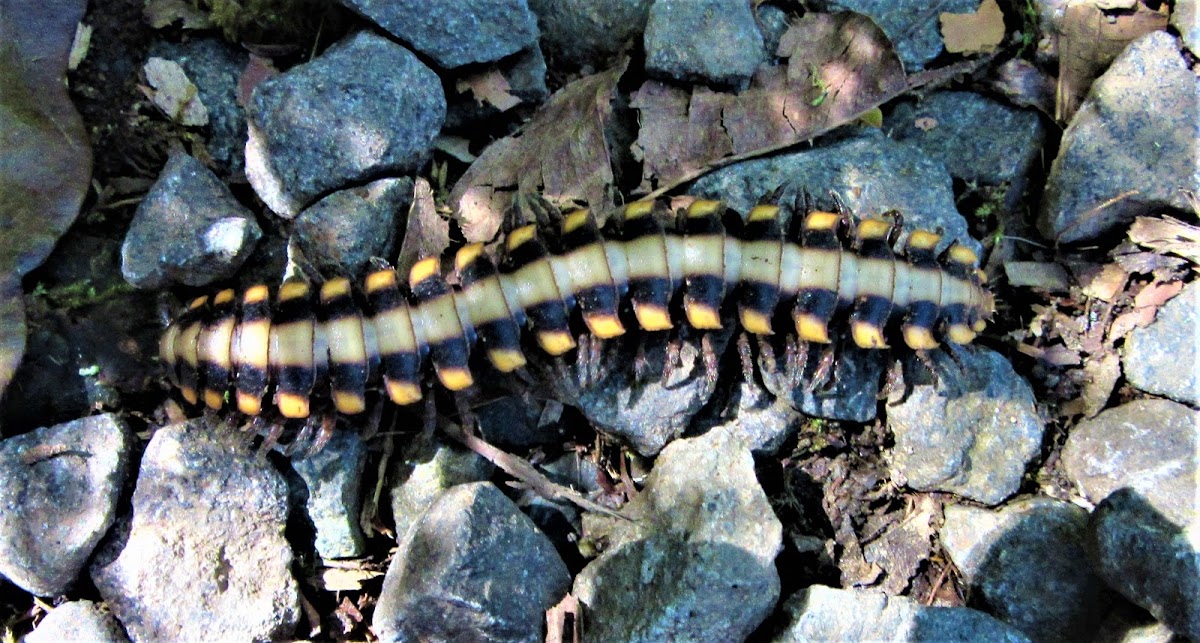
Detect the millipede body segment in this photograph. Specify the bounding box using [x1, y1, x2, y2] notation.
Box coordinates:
[160, 199, 994, 419]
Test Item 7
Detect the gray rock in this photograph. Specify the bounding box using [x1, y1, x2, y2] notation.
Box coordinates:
[643, 0, 765, 90]
[389, 431, 494, 540]
[246, 31, 445, 217]
[475, 394, 563, 448]
[1040, 31, 1200, 243]
[773, 585, 1032, 642]
[1123, 280, 1200, 405]
[941, 497, 1111, 642]
[0, 414, 132, 596]
[340, 0, 539, 69]
[810, 0, 980, 70]
[374, 482, 570, 642]
[24, 600, 128, 643]
[690, 128, 980, 255]
[148, 38, 249, 177]
[757, 3, 792, 60]
[887, 348, 1042, 505]
[1062, 399, 1199, 527]
[1092, 599, 1178, 643]
[574, 426, 782, 641]
[706, 378, 801, 455]
[1088, 488, 1200, 640]
[887, 91, 1046, 184]
[547, 326, 731, 456]
[121, 153, 261, 289]
[91, 420, 300, 641]
[293, 176, 412, 278]
[291, 429, 368, 559]
[528, 0, 652, 71]
[1173, 0, 1199, 53]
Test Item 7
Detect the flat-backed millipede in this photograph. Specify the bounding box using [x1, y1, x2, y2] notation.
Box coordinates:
[159, 198, 993, 420]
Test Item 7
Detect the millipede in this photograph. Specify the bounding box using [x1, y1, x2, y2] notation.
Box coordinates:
[159, 197, 993, 430]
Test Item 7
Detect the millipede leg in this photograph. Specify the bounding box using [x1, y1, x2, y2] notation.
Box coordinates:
[701, 333, 719, 388]
[422, 387, 437, 439]
[916, 349, 941, 388]
[634, 337, 652, 382]
[304, 414, 336, 456]
[757, 336, 778, 380]
[286, 416, 319, 457]
[258, 419, 286, 456]
[882, 359, 906, 404]
[785, 335, 809, 390]
[808, 344, 837, 393]
[664, 332, 684, 383]
[737, 333, 754, 383]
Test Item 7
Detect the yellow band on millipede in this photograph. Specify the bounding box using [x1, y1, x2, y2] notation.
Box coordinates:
[409, 257, 441, 289]
[624, 201, 655, 219]
[506, 224, 537, 251]
[365, 270, 398, 293]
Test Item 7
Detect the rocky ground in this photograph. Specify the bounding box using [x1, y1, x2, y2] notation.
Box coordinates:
[0, 0, 1197, 641]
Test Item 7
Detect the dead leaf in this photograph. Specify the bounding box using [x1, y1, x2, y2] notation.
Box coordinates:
[1128, 216, 1200, 267]
[449, 63, 624, 243]
[143, 0, 214, 29]
[318, 566, 383, 592]
[143, 57, 208, 126]
[457, 69, 521, 112]
[395, 178, 448, 278]
[0, 0, 92, 403]
[1132, 279, 1183, 309]
[988, 58, 1057, 117]
[1077, 263, 1129, 302]
[1108, 306, 1156, 341]
[940, 0, 1006, 54]
[237, 55, 278, 107]
[545, 593, 582, 643]
[433, 134, 477, 163]
[1056, 0, 1168, 122]
[632, 12, 908, 197]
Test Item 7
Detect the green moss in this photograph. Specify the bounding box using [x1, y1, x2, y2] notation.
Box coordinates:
[195, 0, 329, 45]
[31, 279, 135, 311]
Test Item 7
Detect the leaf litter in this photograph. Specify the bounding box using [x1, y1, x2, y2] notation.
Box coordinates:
[450, 12, 914, 239]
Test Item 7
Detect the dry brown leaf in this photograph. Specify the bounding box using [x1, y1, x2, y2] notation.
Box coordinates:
[1128, 215, 1200, 267]
[632, 12, 907, 197]
[143, 57, 208, 126]
[545, 593, 582, 643]
[318, 567, 383, 592]
[395, 178, 449, 278]
[988, 58, 1057, 117]
[237, 54, 278, 107]
[457, 69, 522, 112]
[1132, 278, 1184, 309]
[449, 64, 624, 243]
[940, 0, 1006, 54]
[1108, 306, 1156, 341]
[1056, 0, 1168, 122]
[1078, 263, 1129, 302]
